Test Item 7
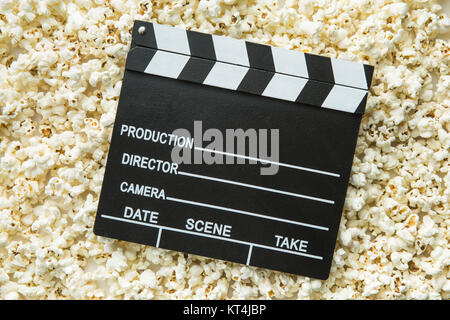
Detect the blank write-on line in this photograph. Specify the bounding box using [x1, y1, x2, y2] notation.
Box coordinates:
[194, 146, 341, 178]
[177, 171, 335, 205]
[101, 215, 324, 261]
[165, 196, 329, 231]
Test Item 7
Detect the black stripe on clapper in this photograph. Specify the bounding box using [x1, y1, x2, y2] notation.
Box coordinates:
[237, 68, 274, 95]
[304, 54, 334, 84]
[245, 42, 275, 72]
[126, 47, 156, 72]
[296, 80, 334, 107]
[178, 56, 215, 84]
[186, 30, 217, 61]
[131, 21, 157, 50]
[364, 65, 374, 89]
[354, 92, 368, 115]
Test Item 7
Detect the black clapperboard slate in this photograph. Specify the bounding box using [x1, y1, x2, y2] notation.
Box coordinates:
[94, 20, 374, 279]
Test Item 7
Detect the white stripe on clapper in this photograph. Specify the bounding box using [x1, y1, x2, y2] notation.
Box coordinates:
[271, 46, 309, 79]
[331, 58, 368, 90]
[212, 35, 250, 67]
[144, 50, 190, 79]
[321, 85, 367, 113]
[203, 62, 249, 90]
[262, 73, 308, 102]
[153, 23, 191, 55]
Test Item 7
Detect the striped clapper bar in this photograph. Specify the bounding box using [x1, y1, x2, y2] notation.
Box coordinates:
[94, 20, 374, 279]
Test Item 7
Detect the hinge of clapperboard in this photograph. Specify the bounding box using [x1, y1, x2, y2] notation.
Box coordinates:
[127, 20, 374, 115]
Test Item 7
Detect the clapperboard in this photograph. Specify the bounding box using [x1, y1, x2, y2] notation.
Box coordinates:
[94, 20, 374, 279]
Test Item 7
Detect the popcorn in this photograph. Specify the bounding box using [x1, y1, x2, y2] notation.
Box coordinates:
[106, 250, 128, 273]
[0, 0, 448, 300]
[417, 117, 437, 138]
[12, 177, 39, 200]
[381, 3, 409, 18]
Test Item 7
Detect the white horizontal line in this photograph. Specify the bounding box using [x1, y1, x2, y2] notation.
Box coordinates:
[194, 146, 340, 178]
[177, 171, 335, 204]
[166, 196, 329, 231]
[100, 215, 323, 260]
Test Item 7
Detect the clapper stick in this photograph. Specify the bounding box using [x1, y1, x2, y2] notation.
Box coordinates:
[94, 20, 374, 279]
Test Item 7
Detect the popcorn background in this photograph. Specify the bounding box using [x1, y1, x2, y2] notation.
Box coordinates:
[0, 0, 449, 299]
